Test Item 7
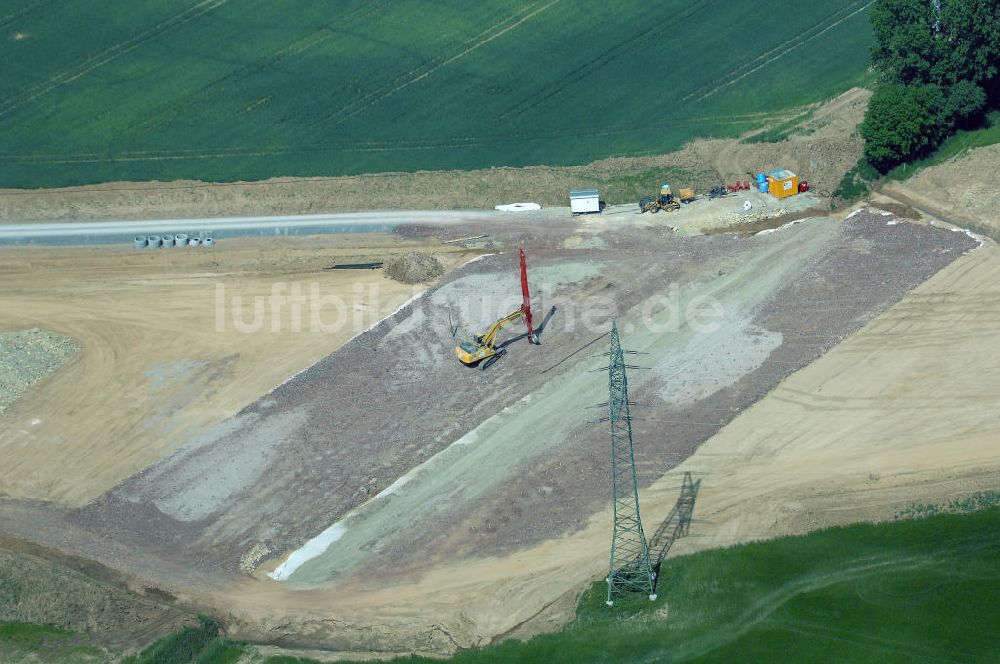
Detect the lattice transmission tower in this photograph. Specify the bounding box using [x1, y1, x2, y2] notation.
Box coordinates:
[593, 320, 656, 606]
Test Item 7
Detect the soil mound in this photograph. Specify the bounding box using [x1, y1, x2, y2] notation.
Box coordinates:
[385, 252, 445, 284]
[0, 328, 79, 413]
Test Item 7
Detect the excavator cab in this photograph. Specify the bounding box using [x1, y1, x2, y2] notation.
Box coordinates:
[455, 341, 485, 365]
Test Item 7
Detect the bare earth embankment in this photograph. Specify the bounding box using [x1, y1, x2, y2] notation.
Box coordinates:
[881, 143, 1000, 238]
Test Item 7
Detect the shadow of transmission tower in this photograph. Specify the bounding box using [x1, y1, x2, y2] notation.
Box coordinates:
[648, 471, 701, 587]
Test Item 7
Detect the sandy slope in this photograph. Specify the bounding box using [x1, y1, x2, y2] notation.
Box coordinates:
[882, 143, 1000, 237]
[0, 235, 472, 506]
[661, 239, 1000, 549]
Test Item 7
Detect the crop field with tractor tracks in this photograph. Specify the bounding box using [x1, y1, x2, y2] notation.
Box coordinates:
[1, 0, 872, 188]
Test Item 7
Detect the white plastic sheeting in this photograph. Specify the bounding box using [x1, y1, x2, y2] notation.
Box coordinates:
[268, 524, 348, 581]
[494, 202, 541, 212]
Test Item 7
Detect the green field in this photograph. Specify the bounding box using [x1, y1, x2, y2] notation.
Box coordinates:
[368, 508, 1000, 664]
[4, 508, 999, 662]
[1, 0, 873, 188]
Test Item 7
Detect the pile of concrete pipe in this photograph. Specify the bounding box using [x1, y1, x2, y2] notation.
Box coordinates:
[133, 234, 214, 249]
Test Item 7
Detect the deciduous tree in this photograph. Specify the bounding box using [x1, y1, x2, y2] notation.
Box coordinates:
[864, 0, 1000, 171]
[861, 83, 946, 170]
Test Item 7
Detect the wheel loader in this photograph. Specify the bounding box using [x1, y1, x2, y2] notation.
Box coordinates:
[639, 192, 680, 214]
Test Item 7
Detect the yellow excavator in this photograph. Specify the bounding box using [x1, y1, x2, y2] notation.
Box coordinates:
[455, 248, 536, 370]
[455, 308, 527, 369]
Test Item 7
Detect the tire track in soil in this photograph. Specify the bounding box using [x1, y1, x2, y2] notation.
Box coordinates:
[0, 0, 228, 119]
[308, 5, 536, 127]
[311, 2, 553, 126]
[679, 0, 866, 103]
[773, 620, 971, 662]
[316, 1, 555, 125]
[497, 0, 715, 121]
[1, 110, 785, 165]
[685, 1, 874, 104]
[645, 554, 938, 663]
[0, 0, 61, 30]
[129, 0, 394, 134]
[314, 0, 561, 127]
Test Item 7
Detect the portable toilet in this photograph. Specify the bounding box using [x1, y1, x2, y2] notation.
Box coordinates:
[767, 169, 799, 199]
[570, 189, 601, 214]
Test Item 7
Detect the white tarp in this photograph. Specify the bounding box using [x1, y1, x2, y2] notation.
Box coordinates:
[495, 202, 541, 212]
[268, 524, 347, 581]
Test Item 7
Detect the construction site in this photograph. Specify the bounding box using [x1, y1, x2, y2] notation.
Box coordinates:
[3, 0, 1000, 653]
[3, 140, 1000, 658]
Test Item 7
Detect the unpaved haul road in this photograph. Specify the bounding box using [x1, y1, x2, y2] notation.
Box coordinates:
[0, 210, 501, 244]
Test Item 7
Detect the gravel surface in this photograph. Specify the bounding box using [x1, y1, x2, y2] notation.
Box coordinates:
[0, 328, 79, 413]
[384, 252, 445, 284]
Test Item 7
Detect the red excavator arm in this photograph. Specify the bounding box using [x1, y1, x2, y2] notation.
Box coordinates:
[519, 248, 536, 343]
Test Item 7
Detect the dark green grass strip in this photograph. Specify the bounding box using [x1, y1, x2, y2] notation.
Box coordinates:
[0, 622, 72, 646]
[885, 123, 1000, 182]
[122, 616, 245, 664]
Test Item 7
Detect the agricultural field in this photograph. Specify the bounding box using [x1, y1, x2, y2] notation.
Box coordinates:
[1, 0, 872, 188]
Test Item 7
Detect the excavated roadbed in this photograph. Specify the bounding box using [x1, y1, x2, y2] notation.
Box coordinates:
[53, 211, 976, 589]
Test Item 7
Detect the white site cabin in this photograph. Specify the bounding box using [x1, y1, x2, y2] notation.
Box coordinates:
[570, 189, 601, 214]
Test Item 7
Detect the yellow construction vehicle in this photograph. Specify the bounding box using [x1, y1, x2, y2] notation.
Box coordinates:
[455, 248, 537, 370]
[455, 308, 527, 370]
[640, 184, 679, 214]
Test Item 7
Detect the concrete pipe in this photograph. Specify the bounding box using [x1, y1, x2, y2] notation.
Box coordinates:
[161, 234, 175, 248]
[203, 237, 214, 247]
[189, 237, 201, 247]
[134, 236, 147, 249]
[174, 234, 189, 247]
[147, 235, 161, 248]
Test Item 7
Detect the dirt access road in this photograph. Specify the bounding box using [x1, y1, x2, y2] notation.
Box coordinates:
[0, 210, 497, 240]
[880, 143, 1000, 239]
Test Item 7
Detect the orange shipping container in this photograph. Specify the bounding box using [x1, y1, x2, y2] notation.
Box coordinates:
[767, 170, 799, 199]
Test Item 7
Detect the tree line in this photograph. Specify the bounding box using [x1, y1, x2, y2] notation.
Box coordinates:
[861, 0, 1000, 172]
